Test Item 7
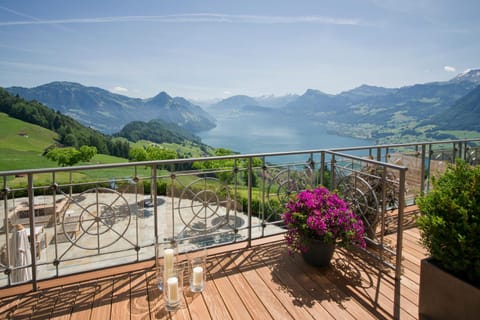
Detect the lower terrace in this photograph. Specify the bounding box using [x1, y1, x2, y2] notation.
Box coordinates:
[1, 139, 479, 319]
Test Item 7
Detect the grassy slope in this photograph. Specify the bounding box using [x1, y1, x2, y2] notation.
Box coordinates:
[0, 113, 137, 169]
[0, 113, 59, 170]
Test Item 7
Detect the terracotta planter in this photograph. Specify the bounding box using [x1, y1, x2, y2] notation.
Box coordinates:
[419, 258, 480, 320]
[301, 238, 335, 267]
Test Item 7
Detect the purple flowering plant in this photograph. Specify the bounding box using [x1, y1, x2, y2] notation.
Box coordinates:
[282, 186, 366, 253]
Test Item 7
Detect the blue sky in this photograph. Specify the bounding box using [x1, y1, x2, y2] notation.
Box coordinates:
[0, 0, 479, 100]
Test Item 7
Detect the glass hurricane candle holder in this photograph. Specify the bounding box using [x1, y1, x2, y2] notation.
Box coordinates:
[189, 248, 207, 292]
[155, 240, 178, 291]
[163, 265, 184, 311]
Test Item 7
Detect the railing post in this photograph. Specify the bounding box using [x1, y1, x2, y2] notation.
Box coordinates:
[452, 142, 457, 163]
[51, 172, 59, 276]
[69, 171, 73, 198]
[247, 157, 253, 247]
[309, 152, 315, 186]
[394, 167, 407, 320]
[320, 151, 325, 186]
[261, 156, 266, 237]
[27, 174, 38, 291]
[426, 144, 433, 193]
[330, 154, 336, 189]
[2, 180, 12, 286]
[420, 144, 426, 197]
[152, 165, 158, 243]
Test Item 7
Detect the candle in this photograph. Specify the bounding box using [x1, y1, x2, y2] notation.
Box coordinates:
[164, 248, 174, 274]
[192, 266, 204, 287]
[167, 276, 179, 303]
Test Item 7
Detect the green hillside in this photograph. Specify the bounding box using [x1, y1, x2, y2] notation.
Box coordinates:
[0, 112, 58, 170]
[0, 112, 57, 151]
[0, 113, 129, 172]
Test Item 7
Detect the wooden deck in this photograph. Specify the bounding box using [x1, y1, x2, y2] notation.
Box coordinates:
[0, 228, 427, 320]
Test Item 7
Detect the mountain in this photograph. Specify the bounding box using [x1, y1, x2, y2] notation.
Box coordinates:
[345, 80, 477, 123]
[339, 84, 397, 100]
[449, 69, 480, 85]
[144, 93, 215, 132]
[209, 95, 258, 111]
[207, 94, 299, 113]
[280, 71, 479, 126]
[254, 94, 299, 108]
[6, 82, 140, 133]
[430, 84, 480, 131]
[6, 82, 216, 134]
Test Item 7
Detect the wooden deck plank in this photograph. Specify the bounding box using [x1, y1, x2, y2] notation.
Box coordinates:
[207, 255, 253, 320]
[269, 248, 349, 320]
[69, 281, 95, 320]
[333, 247, 420, 320]
[0, 295, 24, 319]
[232, 249, 295, 320]
[214, 250, 274, 320]
[6, 291, 40, 319]
[130, 271, 151, 320]
[200, 264, 233, 320]
[326, 249, 396, 319]
[250, 243, 333, 320]
[49, 283, 79, 320]
[111, 273, 131, 320]
[170, 303, 191, 320]
[240, 249, 316, 320]
[29, 288, 61, 319]
[290, 252, 379, 320]
[145, 268, 169, 320]
[89, 277, 113, 319]
[183, 291, 211, 320]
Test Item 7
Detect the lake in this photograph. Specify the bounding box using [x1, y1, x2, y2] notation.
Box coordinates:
[197, 111, 373, 155]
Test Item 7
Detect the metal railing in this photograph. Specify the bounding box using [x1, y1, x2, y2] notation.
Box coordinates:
[1, 138, 480, 318]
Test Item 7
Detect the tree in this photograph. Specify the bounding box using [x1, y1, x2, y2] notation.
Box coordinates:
[45, 147, 81, 166]
[79, 145, 97, 162]
[45, 145, 97, 167]
[129, 147, 148, 161]
[145, 145, 177, 161]
[63, 133, 78, 147]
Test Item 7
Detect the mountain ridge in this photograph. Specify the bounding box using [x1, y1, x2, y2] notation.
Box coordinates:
[6, 82, 216, 134]
[203, 69, 480, 140]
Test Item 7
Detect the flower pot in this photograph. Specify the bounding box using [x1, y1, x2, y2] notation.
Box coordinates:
[419, 258, 480, 320]
[301, 238, 335, 267]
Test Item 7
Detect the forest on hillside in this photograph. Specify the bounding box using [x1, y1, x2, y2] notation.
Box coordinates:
[0, 88, 130, 158]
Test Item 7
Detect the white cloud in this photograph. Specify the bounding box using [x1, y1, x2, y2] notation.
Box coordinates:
[0, 13, 363, 27]
[112, 86, 128, 93]
[444, 66, 456, 72]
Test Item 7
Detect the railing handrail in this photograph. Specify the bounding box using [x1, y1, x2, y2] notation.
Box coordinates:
[327, 150, 409, 171]
[329, 138, 480, 152]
